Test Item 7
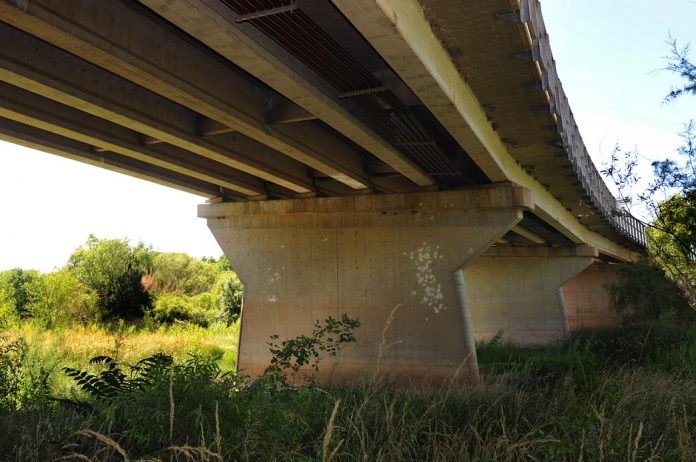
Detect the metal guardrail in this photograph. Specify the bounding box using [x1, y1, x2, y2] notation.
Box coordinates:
[519, 0, 646, 246]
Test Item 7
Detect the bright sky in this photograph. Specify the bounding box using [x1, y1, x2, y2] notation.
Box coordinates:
[0, 1, 695, 272]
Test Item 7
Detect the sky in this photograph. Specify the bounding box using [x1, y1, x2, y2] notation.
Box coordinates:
[0, 0, 695, 272]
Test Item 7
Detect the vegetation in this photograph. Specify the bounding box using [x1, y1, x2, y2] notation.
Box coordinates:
[3, 310, 696, 460]
[603, 40, 696, 307]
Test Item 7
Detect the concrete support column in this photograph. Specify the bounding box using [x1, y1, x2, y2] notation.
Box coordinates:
[563, 261, 621, 333]
[464, 247, 598, 344]
[199, 183, 532, 382]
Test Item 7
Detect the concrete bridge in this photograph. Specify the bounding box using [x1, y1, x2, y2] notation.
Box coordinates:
[0, 0, 644, 381]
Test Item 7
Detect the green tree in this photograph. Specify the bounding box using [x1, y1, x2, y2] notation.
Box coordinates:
[26, 269, 100, 328]
[607, 257, 691, 322]
[0, 268, 38, 319]
[149, 252, 217, 295]
[213, 271, 243, 325]
[68, 235, 152, 319]
[647, 192, 696, 305]
[603, 40, 695, 308]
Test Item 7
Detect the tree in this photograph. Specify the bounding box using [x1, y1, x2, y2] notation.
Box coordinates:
[213, 271, 243, 325]
[26, 269, 99, 328]
[603, 40, 696, 307]
[0, 268, 38, 319]
[148, 252, 218, 295]
[68, 235, 152, 319]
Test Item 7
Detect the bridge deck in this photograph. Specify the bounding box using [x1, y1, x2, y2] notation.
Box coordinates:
[0, 0, 643, 260]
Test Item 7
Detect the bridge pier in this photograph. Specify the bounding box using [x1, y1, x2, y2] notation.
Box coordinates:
[465, 247, 598, 344]
[200, 183, 532, 382]
[563, 261, 621, 333]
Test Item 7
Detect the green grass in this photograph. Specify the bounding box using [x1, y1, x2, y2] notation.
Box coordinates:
[2, 319, 696, 461]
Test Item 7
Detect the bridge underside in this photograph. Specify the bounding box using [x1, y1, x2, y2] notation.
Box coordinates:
[0, 0, 643, 381]
[201, 183, 617, 382]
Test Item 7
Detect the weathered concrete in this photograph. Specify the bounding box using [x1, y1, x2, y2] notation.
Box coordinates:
[467, 247, 597, 344]
[200, 184, 532, 382]
[563, 261, 621, 333]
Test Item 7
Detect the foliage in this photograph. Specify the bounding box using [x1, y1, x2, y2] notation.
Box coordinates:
[264, 314, 361, 383]
[213, 270, 243, 325]
[0, 336, 50, 413]
[606, 257, 691, 322]
[0, 268, 38, 319]
[148, 252, 218, 295]
[664, 38, 696, 102]
[148, 291, 220, 327]
[68, 234, 152, 319]
[63, 353, 174, 400]
[602, 41, 696, 308]
[6, 319, 696, 460]
[0, 282, 18, 329]
[647, 192, 696, 306]
[25, 269, 100, 328]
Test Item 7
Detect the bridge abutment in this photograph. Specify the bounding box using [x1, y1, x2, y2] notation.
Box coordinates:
[200, 183, 532, 382]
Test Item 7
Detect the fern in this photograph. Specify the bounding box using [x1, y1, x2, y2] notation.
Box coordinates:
[63, 353, 174, 401]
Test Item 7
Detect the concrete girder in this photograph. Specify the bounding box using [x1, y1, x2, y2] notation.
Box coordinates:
[0, 81, 271, 197]
[0, 0, 373, 191]
[0, 117, 235, 199]
[199, 183, 534, 382]
[331, 0, 639, 263]
[136, 0, 435, 188]
[0, 23, 318, 195]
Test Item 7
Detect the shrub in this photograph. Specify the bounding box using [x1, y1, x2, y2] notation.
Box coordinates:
[0, 268, 38, 319]
[147, 291, 220, 327]
[149, 252, 218, 295]
[25, 270, 100, 328]
[0, 337, 51, 412]
[213, 270, 243, 325]
[606, 257, 691, 322]
[68, 235, 152, 319]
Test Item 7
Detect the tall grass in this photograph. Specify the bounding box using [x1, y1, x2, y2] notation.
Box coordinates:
[2, 320, 696, 460]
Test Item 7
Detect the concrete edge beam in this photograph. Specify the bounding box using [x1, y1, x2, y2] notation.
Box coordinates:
[332, 0, 639, 263]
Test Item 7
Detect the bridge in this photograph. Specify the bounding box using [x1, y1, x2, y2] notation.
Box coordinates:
[0, 0, 644, 381]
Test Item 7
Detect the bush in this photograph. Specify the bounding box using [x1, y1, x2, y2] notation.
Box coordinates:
[606, 257, 691, 322]
[0, 337, 50, 412]
[25, 270, 100, 328]
[68, 235, 152, 319]
[149, 252, 218, 295]
[213, 271, 243, 325]
[0, 268, 38, 319]
[147, 292, 221, 327]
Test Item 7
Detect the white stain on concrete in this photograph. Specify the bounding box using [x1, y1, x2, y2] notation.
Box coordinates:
[408, 242, 446, 314]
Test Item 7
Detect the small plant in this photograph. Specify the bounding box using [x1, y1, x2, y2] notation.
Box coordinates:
[63, 352, 173, 400]
[264, 314, 360, 383]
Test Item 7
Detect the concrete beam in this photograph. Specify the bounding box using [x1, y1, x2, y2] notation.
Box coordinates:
[511, 225, 546, 244]
[137, 0, 434, 188]
[0, 0, 372, 191]
[332, 0, 639, 262]
[0, 81, 268, 197]
[0, 117, 234, 199]
[200, 183, 532, 383]
[0, 22, 318, 195]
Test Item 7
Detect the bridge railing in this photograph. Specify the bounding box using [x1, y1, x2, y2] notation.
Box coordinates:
[520, 0, 646, 246]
